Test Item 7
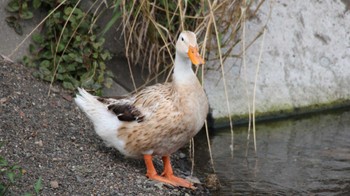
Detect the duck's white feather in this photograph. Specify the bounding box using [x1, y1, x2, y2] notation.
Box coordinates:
[75, 88, 127, 155]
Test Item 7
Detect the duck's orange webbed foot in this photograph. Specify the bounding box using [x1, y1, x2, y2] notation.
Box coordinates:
[143, 154, 195, 189]
[161, 155, 195, 189]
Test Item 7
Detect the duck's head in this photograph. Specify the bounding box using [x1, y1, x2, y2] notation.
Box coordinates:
[176, 31, 205, 66]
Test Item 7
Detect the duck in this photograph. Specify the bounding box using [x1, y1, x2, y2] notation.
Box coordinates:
[74, 31, 208, 189]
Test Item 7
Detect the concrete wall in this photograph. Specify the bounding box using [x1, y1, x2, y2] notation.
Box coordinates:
[204, 0, 350, 121]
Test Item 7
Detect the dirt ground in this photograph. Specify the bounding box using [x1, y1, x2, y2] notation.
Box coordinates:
[0, 57, 212, 195]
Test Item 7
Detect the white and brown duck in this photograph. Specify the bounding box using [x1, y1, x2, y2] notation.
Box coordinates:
[75, 31, 208, 189]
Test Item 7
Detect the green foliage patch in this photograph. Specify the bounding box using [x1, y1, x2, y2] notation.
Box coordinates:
[6, 0, 114, 95]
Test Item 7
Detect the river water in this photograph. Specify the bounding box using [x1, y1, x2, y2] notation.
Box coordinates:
[204, 109, 350, 195]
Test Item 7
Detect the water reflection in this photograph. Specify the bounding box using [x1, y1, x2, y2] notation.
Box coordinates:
[209, 110, 350, 195]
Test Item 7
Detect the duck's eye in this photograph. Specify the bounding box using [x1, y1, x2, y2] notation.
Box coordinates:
[181, 37, 184, 41]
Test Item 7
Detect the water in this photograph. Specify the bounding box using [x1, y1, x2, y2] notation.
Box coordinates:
[206, 109, 350, 195]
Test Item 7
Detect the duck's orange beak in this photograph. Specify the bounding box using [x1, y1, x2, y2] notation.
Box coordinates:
[188, 46, 205, 66]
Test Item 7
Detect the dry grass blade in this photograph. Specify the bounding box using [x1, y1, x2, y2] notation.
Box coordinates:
[204, 120, 215, 171]
[240, 4, 254, 155]
[252, 28, 266, 153]
[207, 0, 234, 152]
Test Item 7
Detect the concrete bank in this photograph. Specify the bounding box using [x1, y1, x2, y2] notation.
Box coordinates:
[204, 0, 350, 125]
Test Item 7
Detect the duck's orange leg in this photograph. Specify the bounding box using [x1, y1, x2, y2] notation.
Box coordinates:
[143, 154, 177, 187]
[161, 155, 195, 189]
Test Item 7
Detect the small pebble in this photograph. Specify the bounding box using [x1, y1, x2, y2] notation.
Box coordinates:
[205, 173, 220, 190]
[186, 176, 201, 184]
[179, 152, 186, 159]
[50, 180, 59, 189]
[50, 87, 60, 93]
[76, 175, 83, 182]
[154, 182, 164, 190]
[35, 140, 43, 147]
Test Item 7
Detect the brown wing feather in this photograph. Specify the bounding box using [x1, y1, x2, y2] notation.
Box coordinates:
[97, 96, 144, 123]
[108, 104, 144, 122]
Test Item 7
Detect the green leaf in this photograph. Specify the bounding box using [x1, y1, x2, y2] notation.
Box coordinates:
[42, 51, 53, 59]
[100, 0, 122, 36]
[22, 1, 28, 10]
[32, 33, 44, 44]
[98, 71, 104, 83]
[105, 70, 114, 77]
[64, 7, 73, 15]
[6, 0, 20, 12]
[0, 184, 6, 195]
[6, 16, 23, 35]
[39, 66, 51, 76]
[92, 40, 104, 49]
[90, 35, 96, 42]
[83, 48, 92, 56]
[56, 73, 64, 80]
[34, 177, 42, 194]
[75, 35, 81, 42]
[68, 53, 77, 59]
[81, 73, 94, 88]
[11, 165, 21, 171]
[5, 16, 17, 25]
[20, 11, 34, 20]
[40, 60, 51, 68]
[29, 44, 36, 54]
[73, 8, 84, 19]
[62, 54, 73, 62]
[74, 56, 83, 63]
[43, 75, 53, 82]
[13, 21, 23, 35]
[92, 53, 98, 58]
[32, 71, 43, 79]
[53, 12, 61, 19]
[70, 77, 80, 87]
[63, 81, 74, 90]
[66, 63, 77, 72]
[99, 62, 106, 70]
[104, 77, 113, 88]
[0, 156, 8, 166]
[57, 65, 66, 74]
[33, 0, 42, 9]
[100, 51, 111, 61]
[7, 172, 15, 183]
[69, 17, 77, 26]
[56, 42, 65, 52]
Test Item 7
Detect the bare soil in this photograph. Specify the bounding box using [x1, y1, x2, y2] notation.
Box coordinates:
[0, 57, 211, 195]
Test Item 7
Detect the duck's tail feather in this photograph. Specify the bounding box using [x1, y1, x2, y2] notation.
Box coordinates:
[74, 88, 122, 147]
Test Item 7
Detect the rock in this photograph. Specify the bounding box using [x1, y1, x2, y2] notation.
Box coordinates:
[50, 180, 59, 189]
[179, 152, 186, 159]
[186, 176, 201, 184]
[205, 174, 220, 190]
[0, 97, 8, 104]
[154, 182, 164, 190]
[35, 140, 43, 147]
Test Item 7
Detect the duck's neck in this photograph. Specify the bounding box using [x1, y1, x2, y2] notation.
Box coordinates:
[173, 52, 196, 84]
